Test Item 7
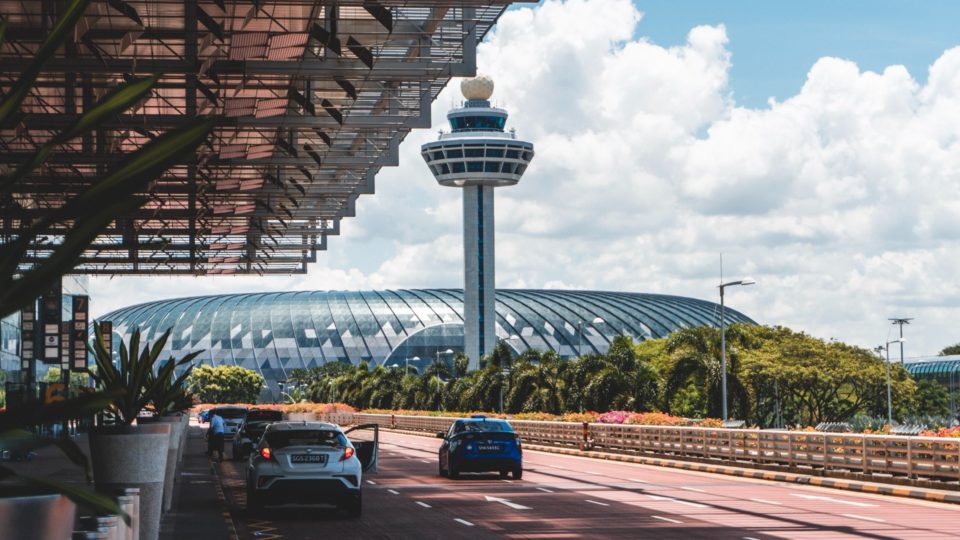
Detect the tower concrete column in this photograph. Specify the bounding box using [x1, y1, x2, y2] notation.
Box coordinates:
[463, 185, 496, 369]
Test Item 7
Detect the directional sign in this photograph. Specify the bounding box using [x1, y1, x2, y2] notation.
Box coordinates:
[71, 295, 89, 371]
[484, 496, 531, 510]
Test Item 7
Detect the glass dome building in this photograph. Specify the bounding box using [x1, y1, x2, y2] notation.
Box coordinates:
[101, 289, 754, 388]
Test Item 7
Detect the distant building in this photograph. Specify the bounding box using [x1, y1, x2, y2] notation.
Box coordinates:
[99, 289, 754, 394]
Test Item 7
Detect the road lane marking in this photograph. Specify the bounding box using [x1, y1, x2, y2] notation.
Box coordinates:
[749, 498, 781, 505]
[388, 489, 400, 495]
[416, 501, 432, 508]
[503, 479, 513, 483]
[791, 494, 874, 507]
[628, 478, 648, 483]
[485, 496, 532, 510]
[420, 460, 430, 463]
[536, 487, 555, 493]
[454, 518, 474, 527]
[681, 486, 706, 493]
[366, 480, 376, 485]
[585, 499, 609, 506]
[743, 537, 762, 540]
[652, 515, 682, 524]
[648, 495, 707, 508]
[841, 514, 885, 523]
[585, 471, 600, 475]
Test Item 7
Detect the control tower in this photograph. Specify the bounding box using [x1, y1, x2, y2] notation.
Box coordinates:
[421, 76, 535, 369]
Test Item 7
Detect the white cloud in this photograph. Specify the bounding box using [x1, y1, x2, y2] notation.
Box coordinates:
[92, 0, 960, 357]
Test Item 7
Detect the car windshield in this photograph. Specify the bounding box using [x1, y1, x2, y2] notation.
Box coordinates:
[266, 430, 347, 448]
[459, 421, 512, 433]
[246, 410, 283, 422]
[216, 409, 247, 419]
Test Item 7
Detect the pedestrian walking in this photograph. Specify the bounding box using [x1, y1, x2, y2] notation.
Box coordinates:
[208, 410, 226, 462]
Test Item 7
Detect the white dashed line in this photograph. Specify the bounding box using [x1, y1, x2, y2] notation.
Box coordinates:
[420, 460, 430, 464]
[743, 537, 762, 540]
[536, 487, 555, 493]
[791, 494, 874, 507]
[454, 518, 474, 527]
[366, 480, 376, 485]
[680, 486, 706, 493]
[749, 498, 781, 505]
[628, 478, 648, 483]
[502, 479, 513, 483]
[388, 489, 400, 495]
[841, 514, 885, 523]
[585, 471, 600, 475]
[648, 495, 707, 509]
[416, 501, 432, 508]
[652, 515, 682, 524]
[585, 499, 609, 506]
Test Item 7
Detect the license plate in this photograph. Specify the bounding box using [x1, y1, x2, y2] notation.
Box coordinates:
[291, 454, 326, 464]
[478, 445, 501, 452]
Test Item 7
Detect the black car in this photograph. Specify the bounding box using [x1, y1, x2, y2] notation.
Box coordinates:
[231, 409, 284, 460]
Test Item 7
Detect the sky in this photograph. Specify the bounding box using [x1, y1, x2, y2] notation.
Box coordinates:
[91, 0, 960, 359]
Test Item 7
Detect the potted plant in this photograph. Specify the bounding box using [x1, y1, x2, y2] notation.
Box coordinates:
[89, 326, 191, 540]
[0, 392, 128, 540]
[141, 359, 199, 513]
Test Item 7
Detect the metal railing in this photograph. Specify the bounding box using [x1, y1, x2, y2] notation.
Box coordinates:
[324, 413, 960, 486]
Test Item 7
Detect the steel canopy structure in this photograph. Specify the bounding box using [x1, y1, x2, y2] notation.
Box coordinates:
[1, 0, 516, 275]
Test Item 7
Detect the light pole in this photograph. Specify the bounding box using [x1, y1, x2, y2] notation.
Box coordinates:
[719, 278, 755, 421]
[883, 338, 905, 425]
[436, 348, 453, 411]
[888, 318, 912, 364]
[577, 317, 605, 358]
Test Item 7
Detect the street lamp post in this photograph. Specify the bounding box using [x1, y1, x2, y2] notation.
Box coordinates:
[719, 278, 755, 421]
[882, 338, 905, 425]
[435, 348, 453, 411]
[577, 317, 605, 358]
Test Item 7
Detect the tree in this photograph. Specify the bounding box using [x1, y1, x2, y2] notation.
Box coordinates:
[662, 325, 750, 419]
[911, 379, 951, 417]
[939, 344, 960, 356]
[188, 365, 264, 404]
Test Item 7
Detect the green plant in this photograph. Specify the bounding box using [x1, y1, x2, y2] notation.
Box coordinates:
[0, 0, 216, 320]
[89, 326, 197, 425]
[188, 365, 264, 404]
[0, 391, 129, 523]
[147, 360, 200, 416]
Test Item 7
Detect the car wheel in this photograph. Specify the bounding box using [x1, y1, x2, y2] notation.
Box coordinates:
[340, 492, 362, 518]
[449, 466, 460, 479]
[439, 462, 448, 477]
[499, 469, 509, 479]
[512, 467, 523, 480]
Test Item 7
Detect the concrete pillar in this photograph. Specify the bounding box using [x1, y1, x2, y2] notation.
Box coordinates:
[462, 185, 496, 370]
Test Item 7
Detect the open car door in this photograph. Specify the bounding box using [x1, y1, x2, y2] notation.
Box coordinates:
[344, 423, 379, 473]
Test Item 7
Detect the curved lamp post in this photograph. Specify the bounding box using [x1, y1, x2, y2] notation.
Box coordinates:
[719, 278, 755, 421]
[882, 337, 905, 425]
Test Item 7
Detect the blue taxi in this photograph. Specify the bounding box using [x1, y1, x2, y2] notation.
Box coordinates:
[437, 416, 522, 479]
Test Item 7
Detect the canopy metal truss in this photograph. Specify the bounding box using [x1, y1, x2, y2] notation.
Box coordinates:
[1, 0, 516, 274]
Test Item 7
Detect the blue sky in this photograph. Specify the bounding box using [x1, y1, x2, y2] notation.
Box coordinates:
[631, 0, 960, 107]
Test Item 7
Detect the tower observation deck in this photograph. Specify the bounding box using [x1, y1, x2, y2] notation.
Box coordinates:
[421, 76, 534, 368]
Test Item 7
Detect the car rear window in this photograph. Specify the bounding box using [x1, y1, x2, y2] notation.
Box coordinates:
[247, 410, 283, 421]
[266, 430, 347, 448]
[215, 409, 247, 419]
[459, 421, 513, 433]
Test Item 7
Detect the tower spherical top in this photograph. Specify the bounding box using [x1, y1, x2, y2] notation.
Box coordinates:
[461, 75, 494, 101]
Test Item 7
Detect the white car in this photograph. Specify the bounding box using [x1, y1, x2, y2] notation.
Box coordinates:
[245, 421, 378, 517]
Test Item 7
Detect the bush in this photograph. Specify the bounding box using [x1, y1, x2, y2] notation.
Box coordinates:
[188, 365, 264, 404]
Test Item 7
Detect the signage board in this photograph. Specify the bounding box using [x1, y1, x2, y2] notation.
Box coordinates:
[72, 296, 90, 371]
[40, 281, 62, 364]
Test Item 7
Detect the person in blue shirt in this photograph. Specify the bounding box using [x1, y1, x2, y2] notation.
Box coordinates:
[207, 411, 226, 463]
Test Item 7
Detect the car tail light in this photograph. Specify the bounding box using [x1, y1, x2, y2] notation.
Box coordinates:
[260, 446, 272, 460]
[339, 447, 355, 462]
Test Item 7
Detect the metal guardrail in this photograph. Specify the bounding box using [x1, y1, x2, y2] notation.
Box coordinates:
[323, 413, 960, 486]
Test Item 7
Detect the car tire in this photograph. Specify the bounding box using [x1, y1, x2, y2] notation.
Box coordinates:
[499, 469, 509, 479]
[439, 463, 448, 477]
[340, 492, 362, 518]
[512, 467, 523, 480]
[449, 466, 460, 479]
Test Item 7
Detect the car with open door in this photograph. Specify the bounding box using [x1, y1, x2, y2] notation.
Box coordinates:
[437, 415, 522, 479]
[231, 408, 284, 460]
[246, 421, 378, 517]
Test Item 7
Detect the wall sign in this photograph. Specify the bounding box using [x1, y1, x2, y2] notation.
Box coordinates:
[72, 295, 90, 371]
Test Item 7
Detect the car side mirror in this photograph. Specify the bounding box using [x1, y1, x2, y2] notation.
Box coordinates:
[436, 431, 446, 439]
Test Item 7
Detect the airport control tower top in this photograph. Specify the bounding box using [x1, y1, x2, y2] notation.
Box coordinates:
[421, 75, 534, 188]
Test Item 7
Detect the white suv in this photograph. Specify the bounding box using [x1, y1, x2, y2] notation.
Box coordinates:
[245, 421, 378, 517]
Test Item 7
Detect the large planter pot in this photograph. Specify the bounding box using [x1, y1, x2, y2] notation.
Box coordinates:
[0, 493, 75, 540]
[140, 415, 185, 513]
[177, 414, 190, 466]
[284, 412, 317, 422]
[90, 424, 170, 540]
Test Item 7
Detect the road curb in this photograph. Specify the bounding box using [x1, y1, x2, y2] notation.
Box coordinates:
[524, 443, 960, 506]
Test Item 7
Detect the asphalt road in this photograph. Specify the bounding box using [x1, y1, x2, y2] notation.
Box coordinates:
[216, 431, 960, 539]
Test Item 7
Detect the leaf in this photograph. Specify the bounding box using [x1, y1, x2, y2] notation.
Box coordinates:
[0, 467, 130, 525]
[0, 391, 122, 432]
[0, 0, 92, 126]
[1, 74, 161, 193]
